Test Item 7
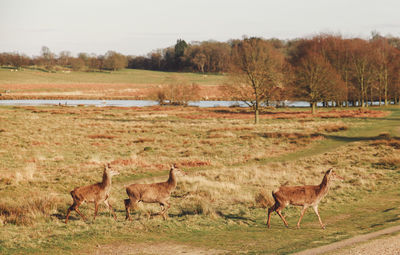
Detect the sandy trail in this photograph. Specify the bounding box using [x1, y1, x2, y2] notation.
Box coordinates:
[92, 242, 226, 255]
[294, 225, 400, 255]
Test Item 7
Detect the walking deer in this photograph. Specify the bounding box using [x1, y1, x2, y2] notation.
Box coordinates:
[65, 163, 119, 224]
[267, 168, 343, 229]
[124, 164, 186, 221]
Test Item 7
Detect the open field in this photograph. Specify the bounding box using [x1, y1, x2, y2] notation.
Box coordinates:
[0, 68, 227, 100]
[0, 105, 399, 254]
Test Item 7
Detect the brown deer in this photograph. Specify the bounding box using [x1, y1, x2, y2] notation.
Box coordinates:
[267, 168, 343, 229]
[65, 163, 119, 224]
[124, 164, 186, 221]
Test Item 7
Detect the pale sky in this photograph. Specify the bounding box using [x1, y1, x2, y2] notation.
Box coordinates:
[1, 0, 399, 57]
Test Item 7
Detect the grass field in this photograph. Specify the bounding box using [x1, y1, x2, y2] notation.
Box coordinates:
[0, 105, 399, 254]
[0, 68, 227, 100]
[0, 68, 227, 85]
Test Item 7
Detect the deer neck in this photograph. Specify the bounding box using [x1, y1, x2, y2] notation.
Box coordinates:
[100, 171, 112, 190]
[318, 174, 331, 196]
[167, 170, 177, 190]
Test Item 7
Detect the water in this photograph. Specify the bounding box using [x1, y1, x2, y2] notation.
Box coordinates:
[0, 99, 313, 107]
[0, 99, 158, 107]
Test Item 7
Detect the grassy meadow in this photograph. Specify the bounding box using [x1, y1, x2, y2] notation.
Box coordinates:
[0, 68, 227, 100]
[0, 104, 400, 254]
[0, 68, 227, 85]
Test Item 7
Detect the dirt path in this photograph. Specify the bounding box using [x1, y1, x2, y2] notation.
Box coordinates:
[92, 242, 226, 255]
[91, 226, 400, 255]
[329, 233, 400, 255]
[293, 225, 400, 255]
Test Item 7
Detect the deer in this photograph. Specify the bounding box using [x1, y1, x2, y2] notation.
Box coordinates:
[65, 163, 119, 224]
[124, 164, 186, 221]
[267, 168, 343, 229]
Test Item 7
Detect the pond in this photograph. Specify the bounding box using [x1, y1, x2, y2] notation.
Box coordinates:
[0, 100, 312, 107]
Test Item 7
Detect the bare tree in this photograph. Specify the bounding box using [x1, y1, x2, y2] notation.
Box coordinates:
[41, 46, 55, 70]
[293, 50, 344, 114]
[371, 38, 399, 106]
[223, 38, 284, 124]
[348, 39, 375, 107]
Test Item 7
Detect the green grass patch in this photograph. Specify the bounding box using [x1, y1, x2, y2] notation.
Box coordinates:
[0, 68, 226, 85]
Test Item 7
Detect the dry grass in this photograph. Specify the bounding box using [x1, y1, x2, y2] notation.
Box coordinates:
[0, 105, 398, 254]
[318, 123, 348, 132]
[0, 105, 359, 225]
[370, 134, 400, 149]
[161, 139, 398, 221]
[0, 194, 62, 225]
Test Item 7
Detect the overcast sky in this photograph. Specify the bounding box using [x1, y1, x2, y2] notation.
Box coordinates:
[1, 0, 399, 57]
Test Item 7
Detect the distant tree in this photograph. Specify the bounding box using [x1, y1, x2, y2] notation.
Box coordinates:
[78, 52, 89, 68]
[163, 47, 176, 71]
[371, 38, 399, 106]
[293, 50, 344, 114]
[348, 39, 375, 107]
[223, 37, 284, 124]
[58, 51, 71, 67]
[192, 52, 206, 73]
[103, 51, 127, 71]
[87, 54, 103, 71]
[41, 46, 53, 59]
[175, 39, 187, 58]
[174, 39, 188, 70]
[0, 53, 30, 69]
[128, 56, 149, 69]
[70, 57, 85, 71]
[0, 53, 6, 66]
[41, 46, 55, 69]
[149, 51, 162, 70]
[388, 37, 400, 50]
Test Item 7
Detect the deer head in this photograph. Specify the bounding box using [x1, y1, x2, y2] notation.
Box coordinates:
[325, 168, 344, 181]
[170, 164, 187, 177]
[104, 163, 119, 176]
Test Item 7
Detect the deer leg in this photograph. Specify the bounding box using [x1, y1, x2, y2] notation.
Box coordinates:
[124, 199, 132, 221]
[66, 200, 87, 223]
[297, 205, 308, 229]
[74, 203, 87, 221]
[93, 202, 99, 220]
[312, 205, 325, 229]
[276, 209, 289, 228]
[104, 199, 117, 220]
[66, 199, 86, 223]
[65, 202, 76, 224]
[267, 203, 278, 228]
[159, 201, 170, 220]
[125, 198, 138, 221]
[313, 205, 325, 229]
[159, 203, 166, 220]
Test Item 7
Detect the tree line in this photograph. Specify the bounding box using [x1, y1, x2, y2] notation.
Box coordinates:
[223, 34, 400, 122]
[0, 46, 128, 72]
[1, 33, 400, 119]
